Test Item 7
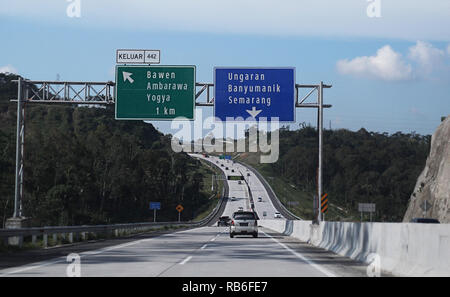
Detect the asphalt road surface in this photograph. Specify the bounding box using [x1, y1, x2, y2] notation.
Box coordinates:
[0, 154, 370, 277]
[194, 154, 284, 221]
[0, 226, 368, 277]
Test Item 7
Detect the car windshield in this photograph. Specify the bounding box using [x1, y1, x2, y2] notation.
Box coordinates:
[219, 217, 229, 221]
[234, 213, 256, 220]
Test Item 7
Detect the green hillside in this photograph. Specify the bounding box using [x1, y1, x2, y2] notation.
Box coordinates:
[0, 73, 215, 226]
[237, 125, 430, 222]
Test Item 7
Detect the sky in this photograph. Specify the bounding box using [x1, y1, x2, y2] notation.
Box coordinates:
[1, 0, 449, 137]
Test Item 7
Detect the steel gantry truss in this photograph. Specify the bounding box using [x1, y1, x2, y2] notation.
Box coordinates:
[18, 80, 115, 104]
[11, 78, 331, 223]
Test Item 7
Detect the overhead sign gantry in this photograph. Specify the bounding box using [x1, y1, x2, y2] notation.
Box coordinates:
[214, 67, 295, 121]
[10, 48, 332, 225]
[115, 65, 196, 120]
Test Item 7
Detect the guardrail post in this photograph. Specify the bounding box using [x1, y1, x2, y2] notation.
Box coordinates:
[69, 233, 73, 243]
[31, 235, 37, 245]
[43, 234, 48, 248]
[52, 233, 57, 244]
[5, 217, 28, 247]
[81, 232, 86, 241]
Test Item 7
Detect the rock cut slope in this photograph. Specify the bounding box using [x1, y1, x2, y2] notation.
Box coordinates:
[403, 116, 450, 223]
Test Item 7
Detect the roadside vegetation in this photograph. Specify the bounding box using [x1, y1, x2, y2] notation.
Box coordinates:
[0, 74, 214, 227]
[236, 125, 430, 222]
[192, 159, 225, 222]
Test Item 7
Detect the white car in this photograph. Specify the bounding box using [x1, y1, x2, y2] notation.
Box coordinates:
[230, 211, 258, 238]
[274, 212, 282, 218]
[238, 207, 244, 212]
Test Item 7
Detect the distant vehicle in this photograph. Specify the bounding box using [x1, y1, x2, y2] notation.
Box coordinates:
[231, 169, 235, 172]
[238, 180, 242, 184]
[410, 218, 440, 224]
[225, 167, 229, 170]
[230, 211, 258, 238]
[274, 212, 282, 218]
[238, 207, 244, 212]
[230, 197, 237, 201]
[257, 197, 263, 202]
[221, 164, 224, 167]
[202, 153, 209, 158]
[263, 211, 267, 217]
[217, 216, 231, 226]
[247, 173, 251, 176]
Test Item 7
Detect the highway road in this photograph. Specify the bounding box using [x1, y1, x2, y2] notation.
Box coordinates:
[196, 154, 284, 222]
[0, 226, 368, 277]
[0, 154, 369, 277]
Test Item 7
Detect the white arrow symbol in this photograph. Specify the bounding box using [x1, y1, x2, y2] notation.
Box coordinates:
[246, 106, 262, 118]
[122, 71, 134, 83]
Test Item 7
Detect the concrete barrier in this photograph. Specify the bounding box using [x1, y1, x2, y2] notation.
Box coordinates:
[260, 219, 450, 276]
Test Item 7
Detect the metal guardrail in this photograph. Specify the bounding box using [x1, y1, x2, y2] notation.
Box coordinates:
[0, 221, 191, 238]
[190, 156, 229, 226]
[0, 204, 224, 246]
[0, 216, 220, 248]
[0, 156, 228, 247]
[0, 221, 200, 248]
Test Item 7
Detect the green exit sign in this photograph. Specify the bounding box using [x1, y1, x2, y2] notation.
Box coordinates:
[115, 65, 195, 120]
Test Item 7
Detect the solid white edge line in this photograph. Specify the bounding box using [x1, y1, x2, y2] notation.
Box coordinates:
[0, 226, 210, 276]
[179, 256, 193, 265]
[261, 230, 337, 277]
[0, 258, 66, 277]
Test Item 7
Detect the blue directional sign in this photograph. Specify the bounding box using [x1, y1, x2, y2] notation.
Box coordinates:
[214, 67, 295, 122]
[149, 202, 161, 210]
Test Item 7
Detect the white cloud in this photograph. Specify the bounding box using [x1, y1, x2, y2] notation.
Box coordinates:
[336, 46, 412, 81]
[408, 41, 445, 74]
[0, 65, 18, 74]
[337, 42, 450, 81]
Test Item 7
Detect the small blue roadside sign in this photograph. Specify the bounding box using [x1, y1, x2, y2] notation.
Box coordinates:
[149, 202, 161, 210]
[214, 67, 295, 122]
